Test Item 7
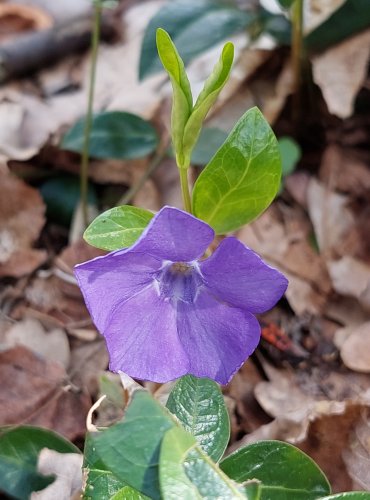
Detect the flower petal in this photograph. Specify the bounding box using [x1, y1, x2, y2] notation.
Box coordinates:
[177, 290, 261, 384]
[75, 251, 161, 332]
[105, 285, 189, 382]
[200, 237, 288, 313]
[132, 206, 214, 262]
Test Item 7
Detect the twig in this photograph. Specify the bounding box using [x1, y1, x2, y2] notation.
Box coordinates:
[117, 137, 170, 206]
[80, 1, 102, 228]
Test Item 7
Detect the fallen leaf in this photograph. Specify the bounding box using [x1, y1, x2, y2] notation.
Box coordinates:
[299, 403, 364, 492]
[2, 318, 70, 369]
[319, 145, 370, 198]
[0, 346, 90, 440]
[328, 256, 370, 310]
[312, 29, 370, 119]
[31, 449, 83, 500]
[342, 409, 370, 490]
[0, 4, 52, 42]
[69, 340, 109, 396]
[238, 204, 330, 314]
[307, 178, 355, 255]
[9, 0, 92, 24]
[94, 1, 165, 118]
[340, 322, 370, 373]
[0, 171, 46, 277]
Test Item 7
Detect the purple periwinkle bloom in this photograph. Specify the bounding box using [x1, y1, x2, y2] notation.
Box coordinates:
[75, 206, 288, 384]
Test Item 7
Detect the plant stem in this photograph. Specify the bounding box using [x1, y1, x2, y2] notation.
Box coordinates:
[80, 1, 102, 228]
[117, 138, 169, 206]
[291, 0, 304, 121]
[179, 167, 192, 213]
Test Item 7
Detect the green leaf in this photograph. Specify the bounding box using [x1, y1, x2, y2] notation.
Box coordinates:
[181, 42, 234, 166]
[40, 174, 96, 227]
[166, 375, 230, 462]
[84, 469, 126, 500]
[159, 426, 246, 499]
[0, 425, 80, 500]
[220, 440, 331, 500]
[306, 0, 370, 52]
[93, 390, 175, 500]
[110, 485, 151, 500]
[61, 111, 158, 160]
[278, 136, 301, 177]
[319, 495, 370, 500]
[192, 107, 281, 234]
[83, 432, 127, 500]
[277, 0, 295, 8]
[191, 127, 228, 166]
[140, 0, 253, 80]
[156, 28, 193, 167]
[244, 481, 262, 500]
[84, 205, 154, 251]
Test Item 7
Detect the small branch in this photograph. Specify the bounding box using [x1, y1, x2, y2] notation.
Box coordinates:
[0, 13, 117, 83]
[117, 138, 170, 207]
[291, 0, 304, 122]
[80, 2, 102, 228]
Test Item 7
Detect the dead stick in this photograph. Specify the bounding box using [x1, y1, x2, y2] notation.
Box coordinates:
[0, 13, 118, 83]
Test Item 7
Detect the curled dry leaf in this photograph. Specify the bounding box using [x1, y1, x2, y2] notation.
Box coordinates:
[312, 29, 370, 119]
[0, 345, 91, 440]
[31, 449, 83, 500]
[0, 171, 46, 277]
[340, 322, 370, 373]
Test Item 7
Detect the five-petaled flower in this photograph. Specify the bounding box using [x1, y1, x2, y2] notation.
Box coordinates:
[75, 206, 288, 384]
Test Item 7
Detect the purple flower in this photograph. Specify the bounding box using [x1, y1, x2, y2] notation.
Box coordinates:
[75, 206, 287, 384]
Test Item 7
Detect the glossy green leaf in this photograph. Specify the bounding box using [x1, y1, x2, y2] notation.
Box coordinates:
[192, 107, 281, 234]
[93, 390, 175, 500]
[166, 375, 229, 462]
[191, 127, 228, 166]
[182, 42, 234, 167]
[220, 440, 331, 500]
[278, 136, 301, 177]
[84, 205, 154, 251]
[277, 0, 295, 8]
[244, 481, 262, 500]
[156, 28, 192, 167]
[140, 0, 253, 80]
[84, 469, 126, 500]
[159, 426, 246, 499]
[110, 486, 151, 500]
[40, 174, 96, 227]
[61, 111, 158, 160]
[319, 495, 370, 500]
[0, 425, 80, 500]
[306, 0, 370, 52]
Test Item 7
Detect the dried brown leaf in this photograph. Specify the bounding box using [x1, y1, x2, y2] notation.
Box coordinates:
[0, 171, 46, 277]
[0, 345, 90, 440]
[312, 29, 370, 119]
[2, 318, 70, 368]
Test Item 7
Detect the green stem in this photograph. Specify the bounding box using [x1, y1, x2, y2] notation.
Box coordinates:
[291, 0, 304, 120]
[80, 1, 102, 228]
[179, 167, 192, 213]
